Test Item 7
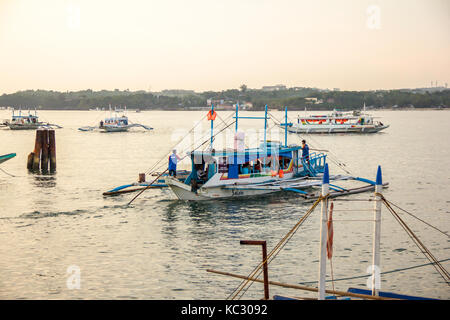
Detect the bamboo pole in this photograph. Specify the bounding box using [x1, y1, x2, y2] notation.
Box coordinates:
[206, 269, 397, 300]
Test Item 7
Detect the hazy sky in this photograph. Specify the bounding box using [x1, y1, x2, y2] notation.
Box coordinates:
[0, 0, 449, 94]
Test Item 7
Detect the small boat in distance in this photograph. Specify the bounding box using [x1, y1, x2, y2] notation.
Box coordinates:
[78, 106, 152, 132]
[0, 153, 16, 165]
[283, 105, 389, 134]
[3, 109, 62, 130]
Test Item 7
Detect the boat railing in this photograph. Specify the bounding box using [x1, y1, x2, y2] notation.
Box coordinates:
[300, 152, 327, 177]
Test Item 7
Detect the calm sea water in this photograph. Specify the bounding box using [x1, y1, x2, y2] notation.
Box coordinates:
[0, 109, 449, 299]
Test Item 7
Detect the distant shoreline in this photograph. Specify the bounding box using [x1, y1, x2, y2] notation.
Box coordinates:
[1, 106, 448, 112]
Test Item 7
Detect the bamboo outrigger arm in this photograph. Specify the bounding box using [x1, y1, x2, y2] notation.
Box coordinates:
[206, 269, 399, 300]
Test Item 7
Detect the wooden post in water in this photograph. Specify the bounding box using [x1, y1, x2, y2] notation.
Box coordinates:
[48, 129, 56, 172]
[40, 129, 49, 172]
[318, 164, 329, 300]
[27, 153, 34, 170]
[240, 240, 269, 300]
[32, 129, 43, 171]
[28, 129, 56, 173]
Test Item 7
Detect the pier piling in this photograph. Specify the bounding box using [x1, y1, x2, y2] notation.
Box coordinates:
[40, 129, 49, 172]
[32, 130, 43, 171]
[28, 129, 56, 173]
[49, 129, 56, 172]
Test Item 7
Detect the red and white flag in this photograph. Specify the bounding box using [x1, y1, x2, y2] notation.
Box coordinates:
[327, 202, 334, 260]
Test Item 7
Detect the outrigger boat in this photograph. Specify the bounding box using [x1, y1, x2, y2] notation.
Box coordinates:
[3, 109, 62, 130]
[79, 107, 152, 132]
[282, 107, 389, 134]
[103, 170, 190, 196]
[165, 106, 388, 201]
[105, 104, 389, 203]
[0, 153, 16, 165]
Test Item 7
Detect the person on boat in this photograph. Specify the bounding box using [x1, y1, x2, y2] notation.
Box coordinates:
[254, 160, 261, 173]
[196, 166, 207, 181]
[168, 149, 181, 177]
[301, 140, 310, 162]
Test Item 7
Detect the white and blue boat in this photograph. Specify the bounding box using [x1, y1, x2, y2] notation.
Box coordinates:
[282, 106, 389, 134]
[79, 106, 152, 132]
[4, 109, 61, 130]
[105, 104, 388, 202]
[165, 105, 387, 201]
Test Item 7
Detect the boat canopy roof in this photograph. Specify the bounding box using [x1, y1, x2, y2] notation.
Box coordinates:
[105, 116, 127, 121]
[12, 115, 38, 119]
[191, 143, 301, 161]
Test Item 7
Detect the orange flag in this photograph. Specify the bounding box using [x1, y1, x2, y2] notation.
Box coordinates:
[207, 110, 217, 121]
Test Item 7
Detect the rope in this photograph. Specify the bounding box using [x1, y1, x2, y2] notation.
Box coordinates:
[384, 199, 449, 238]
[141, 112, 236, 183]
[379, 194, 450, 285]
[127, 119, 237, 205]
[0, 167, 17, 177]
[270, 111, 352, 175]
[329, 258, 336, 293]
[228, 195, 324, 300]
[143, 113, 208, 175]
[297, 258, 450, 285]
[143, 112, 233, 176]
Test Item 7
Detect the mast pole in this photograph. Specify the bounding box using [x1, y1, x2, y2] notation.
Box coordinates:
[210, 104, 214, 149]
[264, 104, 268, 145]
[235, 103, 239, 132]
[318, 164, 330, 300]
[318, 164, 329, 300]
[372, 165, 383, 296]
[284, 106, 288, 147]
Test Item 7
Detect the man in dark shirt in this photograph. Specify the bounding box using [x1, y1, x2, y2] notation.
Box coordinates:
[302, 140, 309, 162]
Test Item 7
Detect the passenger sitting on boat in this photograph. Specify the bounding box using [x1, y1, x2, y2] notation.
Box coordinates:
[254, 160, 261, 173]
[302, 140, 309, 162]
[168, 149, 181, 177]
[241, 163, 250, 174]
[197, 167, 207, 181]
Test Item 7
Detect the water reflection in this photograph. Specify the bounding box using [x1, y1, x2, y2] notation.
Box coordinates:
[30, 173, 57, 188]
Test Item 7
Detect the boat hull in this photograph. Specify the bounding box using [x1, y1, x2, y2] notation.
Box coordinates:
[284, 124, 389, 134]
[166, 177, 280, 201]
[102, 125, 129, 132]
[7, 124, 42, 130]
[0, 153, 16, 165]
